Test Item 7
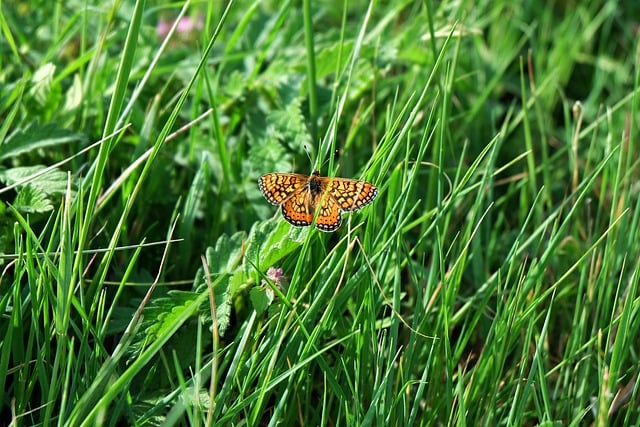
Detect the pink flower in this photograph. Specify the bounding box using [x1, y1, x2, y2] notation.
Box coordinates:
[266, 267, 284, 285]
[157, 14, 204, 41]
[156, 17, 171, 40]
[177, 14, 203, 34]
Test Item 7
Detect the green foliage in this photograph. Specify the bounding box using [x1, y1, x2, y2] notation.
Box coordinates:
[0, 121, 86, 161]
[2, 0, 640, 425]
[0, 165, 72, 213]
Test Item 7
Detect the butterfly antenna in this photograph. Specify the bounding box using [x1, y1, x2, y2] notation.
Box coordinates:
[303, 144, 315, 170]
[315, 147, 341, 175]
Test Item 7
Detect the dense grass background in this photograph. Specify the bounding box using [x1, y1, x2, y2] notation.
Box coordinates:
[2, 0, 640, 425]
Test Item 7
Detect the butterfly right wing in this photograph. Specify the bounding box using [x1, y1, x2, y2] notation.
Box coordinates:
[314, 192, 342, 232]
[258, 173, 309, 206]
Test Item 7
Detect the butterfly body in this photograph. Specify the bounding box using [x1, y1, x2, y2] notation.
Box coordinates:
[258, 171, 377, 232]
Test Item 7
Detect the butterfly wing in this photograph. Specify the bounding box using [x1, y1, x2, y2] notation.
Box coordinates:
[327, 177, 378, 212]
[314, 193, 342, 232]
[280, 188, 315, 227]
[259, 173, 308, 205]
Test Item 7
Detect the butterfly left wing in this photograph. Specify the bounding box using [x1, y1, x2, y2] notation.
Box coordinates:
[280, 188, 315, 227]
[259, 173, 308, 205]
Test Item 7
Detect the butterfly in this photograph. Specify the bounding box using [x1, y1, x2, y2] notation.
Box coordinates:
[258, 171, 378, 232]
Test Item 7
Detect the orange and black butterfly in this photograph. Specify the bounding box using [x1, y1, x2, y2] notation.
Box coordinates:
[258, 171, 377, 232]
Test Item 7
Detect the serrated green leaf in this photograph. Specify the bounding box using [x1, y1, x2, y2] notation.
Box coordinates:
[0, 121, 86, 161]
[244, 217, 307, 274]
[139, 280, 231, 344]
[247, 135, 293, 175]
[0, 165, 71, 195]
[13, 184, 53, 213]
[204, 230, 246, 276]
[191, 217, 305, 322]
[189, 231, 247, 335]
[192, 268, 232, 336]
[224, 70, 248, 99]
[266, 98, 311, 152]
[143, 290, 201, 338]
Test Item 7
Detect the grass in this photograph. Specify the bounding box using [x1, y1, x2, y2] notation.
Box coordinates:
[1, 0, 640, 425]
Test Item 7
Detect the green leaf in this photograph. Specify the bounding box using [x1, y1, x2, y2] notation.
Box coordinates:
[191, 269, 232, 336]
[205, 230, 246, 278]
[0, 165, 71, 195]
[249, 286, 274, 314]
[0, 121, 86, 161]
[28, 63, 56, 107]
[244, 217, 307, 275]
[266, 97, 311, 152]
[12, 184, 53, 213]
[187, 231, 247, 336]
[224, 70, 248, 99]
